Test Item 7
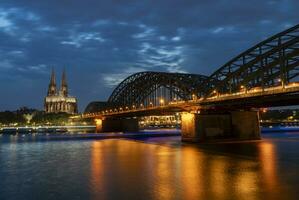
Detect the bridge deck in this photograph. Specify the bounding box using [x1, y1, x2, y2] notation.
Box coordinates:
[82, 83, 299, 118]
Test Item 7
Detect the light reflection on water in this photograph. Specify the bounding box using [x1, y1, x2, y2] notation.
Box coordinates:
[1, 134, 299, 200]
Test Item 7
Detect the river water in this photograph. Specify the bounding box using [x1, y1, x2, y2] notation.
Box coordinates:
[1, 131, 299, 200]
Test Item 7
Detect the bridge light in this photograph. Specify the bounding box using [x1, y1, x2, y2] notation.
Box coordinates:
[95, 119, 102, 126]
[160, 98, 165, 106]
[119, 107, 123, 111]
[140, 103, 144, 108]
[192, 94, 197, 100]
[125, 106, 129, 110]
[261, 108, 267, 113]
[149, 102, 153, 107]
[132, 105, 136, 109]
[240, 85, 245, 89]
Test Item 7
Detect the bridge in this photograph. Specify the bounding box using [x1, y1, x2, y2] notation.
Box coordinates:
[83, 24, 299, 142]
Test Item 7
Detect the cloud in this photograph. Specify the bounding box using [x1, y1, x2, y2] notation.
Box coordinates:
[171, 36, 181, 41]
[0, 7, 41, 36]
[132, 24, 155, 39]
[0, 10, 16, 34]
[137, 43, 187, 73]
[101, 67, 147, 87]
[61, 32, 105, 48]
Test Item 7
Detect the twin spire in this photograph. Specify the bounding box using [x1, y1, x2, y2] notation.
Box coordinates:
[48, 68, 68, 97]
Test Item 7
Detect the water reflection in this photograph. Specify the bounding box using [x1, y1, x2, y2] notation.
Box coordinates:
[90, 141, 106, 200]
[2, 135, 295, 200]
[259, 142, 279, 199]
[88, 139, 282, 200]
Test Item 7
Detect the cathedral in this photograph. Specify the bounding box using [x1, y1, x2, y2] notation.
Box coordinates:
[44, 69, 78, 114]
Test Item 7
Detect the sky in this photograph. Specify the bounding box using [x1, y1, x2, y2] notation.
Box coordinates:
[0, 0, 298, 111]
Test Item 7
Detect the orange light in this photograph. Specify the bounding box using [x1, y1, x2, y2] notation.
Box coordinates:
[261, 108, 267, 113]
[95, 119, 102, 126]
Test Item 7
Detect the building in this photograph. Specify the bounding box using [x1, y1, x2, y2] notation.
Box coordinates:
[44, 69, 78, 114]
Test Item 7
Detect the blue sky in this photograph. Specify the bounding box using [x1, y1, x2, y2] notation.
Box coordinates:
[0, 0, 298, 111]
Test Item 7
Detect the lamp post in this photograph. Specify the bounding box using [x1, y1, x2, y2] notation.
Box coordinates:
[278, 78, 285, 89]
[192, 94, 197, 100]
[160, 98, 165, 106]
[240, 85, 247, 94]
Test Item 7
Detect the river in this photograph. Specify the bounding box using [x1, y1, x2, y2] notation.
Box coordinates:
[1, 131, 299, 200]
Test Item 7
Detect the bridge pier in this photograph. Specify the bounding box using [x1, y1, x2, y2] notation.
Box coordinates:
[181, 110, 261, 142]
[95, 118, 139, 133]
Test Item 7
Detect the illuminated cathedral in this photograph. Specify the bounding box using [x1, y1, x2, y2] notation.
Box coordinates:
[44, 69, 78, 114]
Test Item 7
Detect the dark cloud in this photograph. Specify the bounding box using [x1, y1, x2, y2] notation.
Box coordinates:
[0, 0, 298, 111]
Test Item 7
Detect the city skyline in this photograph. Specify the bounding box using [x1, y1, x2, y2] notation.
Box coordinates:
[0, 0, 298, 111]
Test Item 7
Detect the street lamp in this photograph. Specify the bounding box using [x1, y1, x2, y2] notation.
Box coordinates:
[240, 85, 247, 93]
[160, 98, 165, 106]
[192, 94, 197, 100]
[278, 78, 285, 88]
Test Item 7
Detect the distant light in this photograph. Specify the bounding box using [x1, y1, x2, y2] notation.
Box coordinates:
[261, 108, 267, 113]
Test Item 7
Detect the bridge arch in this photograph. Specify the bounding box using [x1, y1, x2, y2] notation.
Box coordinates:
[198, 24, 299, 97]
[108, 71, 208, 107]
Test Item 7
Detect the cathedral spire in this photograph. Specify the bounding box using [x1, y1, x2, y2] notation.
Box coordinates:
[60, 68, 68, 96]
[50, 68, 56, 86]
[61, 68, 67, 87]
[47, 68, 56, 96]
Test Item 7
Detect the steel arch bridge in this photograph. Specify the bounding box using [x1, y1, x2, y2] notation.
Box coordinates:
[88, 24, 299, 112]
[108, 71, 208, 107]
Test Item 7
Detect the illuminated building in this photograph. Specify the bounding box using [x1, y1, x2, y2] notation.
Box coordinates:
[139, 114, 181, 128]
[44, 69, 78, 114]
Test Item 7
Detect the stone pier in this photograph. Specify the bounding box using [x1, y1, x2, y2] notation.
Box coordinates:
[95, 118, 139, 133]
[181, 110, 261, 142]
